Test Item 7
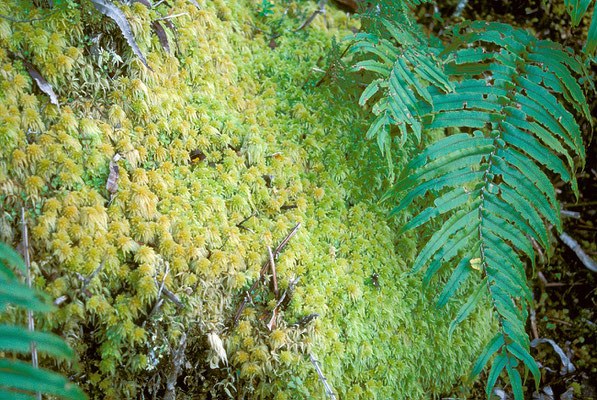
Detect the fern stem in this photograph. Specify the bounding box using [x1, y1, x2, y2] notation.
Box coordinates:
[21, 207, 41, 400]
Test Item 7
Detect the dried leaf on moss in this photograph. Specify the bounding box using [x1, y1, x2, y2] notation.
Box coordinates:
[90, 0, 153, 71]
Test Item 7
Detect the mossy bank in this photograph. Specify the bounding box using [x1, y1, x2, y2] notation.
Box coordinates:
[0, 0, 494, 398]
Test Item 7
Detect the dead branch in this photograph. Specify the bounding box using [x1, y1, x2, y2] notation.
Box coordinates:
[308, 353, 336, 399]
[530, 294, 539, 340]
[237, 211, 257, 234]
[560, 209, 581, 219]
[21, 208, 41, 400]
[164, 332, 187, 400]
[54, 295, 68, 306]
[232, 223, 301, 326]
[559, 232, 597, 273]
[267, 245, 279, 299]
[295, 0, 327, 32]
[81, 259, 106, 292]
[162, 287, 184, 308]
[266, 277, 301, 331]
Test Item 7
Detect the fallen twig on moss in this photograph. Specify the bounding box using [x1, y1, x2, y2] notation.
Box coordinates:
[232, 223, 301, 326]
[560, 209, 581, 219]
[162, 287, 184, 308]
[266, 276, 301, 330]
[81, 259, 106, 292]
[21, 208, 41, 400]
[295, 0, 327, 32]
[237, 211, 257, 233]
[559, 232, 597, 273]
[164, 332, 187, 400]
[308, 353, 336, 399]
[267, 245, 279, 299]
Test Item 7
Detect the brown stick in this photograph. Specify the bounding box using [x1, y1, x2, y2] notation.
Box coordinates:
[163, 332, 187, 400]
[237, 211, 257, 234]
[530, 294, 539, 340]
[267, 245, 279, 299]
[21, 208, 41, 400]
[309, 353, 336, 399]
[162, 287, 184, 308]
[232, 223, 301, 326]
[295, 0, 327, 32]
[559, 232, 597, 273]
[266, 276, 301, 330]
[81, 259, 106, 293]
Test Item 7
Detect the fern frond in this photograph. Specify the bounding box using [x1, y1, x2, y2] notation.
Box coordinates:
[345, 16, 453, 150]
[385, 22, 589, 398]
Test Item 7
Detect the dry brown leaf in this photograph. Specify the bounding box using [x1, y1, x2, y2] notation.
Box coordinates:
[23, 61, 59, 109]
[90, 0, 153, 71]
[151, 20, 170, 54]
[106, 153, 122, 194]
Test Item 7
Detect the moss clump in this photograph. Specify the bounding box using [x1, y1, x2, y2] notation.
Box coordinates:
[0, 0, 494, 398]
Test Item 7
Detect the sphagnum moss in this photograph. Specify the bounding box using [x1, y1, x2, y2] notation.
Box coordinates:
[0, 0, 495, 398]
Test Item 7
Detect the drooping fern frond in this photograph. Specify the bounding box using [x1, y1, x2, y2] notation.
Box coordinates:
[345, 10, 453, 157]
[380, 22, 590, 399]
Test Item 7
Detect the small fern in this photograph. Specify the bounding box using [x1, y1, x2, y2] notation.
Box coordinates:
[0, 243, 87, 400]
[347, 13, 453, 147]
[348, 11, 592, 400]
[561, 0, 597, 56]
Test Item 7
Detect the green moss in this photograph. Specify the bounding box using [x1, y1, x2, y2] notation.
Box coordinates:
[0, 0, 494, 398]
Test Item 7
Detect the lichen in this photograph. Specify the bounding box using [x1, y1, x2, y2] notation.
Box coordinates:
[0, 0, 494, 398]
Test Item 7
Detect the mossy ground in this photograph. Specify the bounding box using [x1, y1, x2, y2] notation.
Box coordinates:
[0, 0, 495, 398]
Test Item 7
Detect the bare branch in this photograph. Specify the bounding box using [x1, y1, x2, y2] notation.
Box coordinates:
[21, 208, 41, 400]
[267, 245, 279, 298]
[164, 332, 187, 400]
[295, 0, 327, 32]
[162, 287, 184, 308]
[560, 209, 581, 219]
[308, 353, 336, 399]
[232, 223, 301, 326]
[559, 232, 597, 273]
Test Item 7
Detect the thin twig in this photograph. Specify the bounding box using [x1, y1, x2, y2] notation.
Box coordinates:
[266, 277, 301, 330]
[162, 287, 184, 308]
[295, 0, 327, 32]
[237, 211, 257, 233]
[157, 263, 170, 299]
[560, 209, 581, 219]
[54, 295, 68, 306]
[452, 0, 468, 17]
[81, 259, 106, 292]
[267, 245, 279, 299]
[232, 223, 301, 326]
[0, 11, 56, 23]
[530, 294, 539, 340]
[559, 232, 597, 272]
[308, 353, 336, 399]
[145, 265, 171, 325]
[163, 332, 187, 400]
[155, 12, 188, 21]
[21, 208, 41, 400]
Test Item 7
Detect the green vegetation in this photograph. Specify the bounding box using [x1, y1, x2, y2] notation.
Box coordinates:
[0, 0, 594, 398]
[0, 242, 86, 399]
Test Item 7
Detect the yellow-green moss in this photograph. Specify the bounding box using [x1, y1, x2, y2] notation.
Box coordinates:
[0, 0, 494, 398]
